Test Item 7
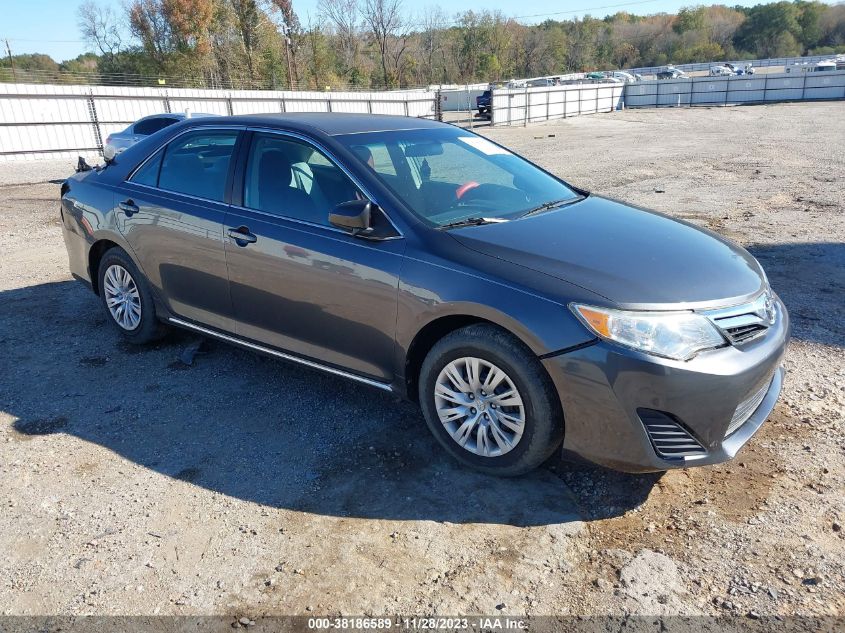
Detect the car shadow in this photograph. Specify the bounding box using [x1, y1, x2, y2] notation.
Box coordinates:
[0, 280, 663, 527]
[4, 240, 841, 527]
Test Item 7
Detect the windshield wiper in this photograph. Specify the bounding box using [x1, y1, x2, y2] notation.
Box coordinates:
[439, 217, 510, 230]
[519, 196, 584, 219]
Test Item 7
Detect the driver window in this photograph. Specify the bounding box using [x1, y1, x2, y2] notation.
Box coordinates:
[243, 134, 362, 226]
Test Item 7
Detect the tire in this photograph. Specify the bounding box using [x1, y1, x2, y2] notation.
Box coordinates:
[418, 324, 564, 476]
[97, 247, 166, 344]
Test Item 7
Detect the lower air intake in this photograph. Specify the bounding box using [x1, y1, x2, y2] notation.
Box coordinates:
[727, 373, 774, 437]
[638, 409, 707, 459]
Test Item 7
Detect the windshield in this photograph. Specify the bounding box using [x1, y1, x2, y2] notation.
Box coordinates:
[335, 128, 579, 227]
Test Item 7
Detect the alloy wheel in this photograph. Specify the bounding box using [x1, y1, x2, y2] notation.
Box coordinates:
[433, 356, 525, 457]
[103, 264, 142, 331]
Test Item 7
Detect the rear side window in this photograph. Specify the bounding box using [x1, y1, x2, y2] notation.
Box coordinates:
[158, 131, 239, 202]
[130, 148, 163, 187]
[134, 117, 178, 136]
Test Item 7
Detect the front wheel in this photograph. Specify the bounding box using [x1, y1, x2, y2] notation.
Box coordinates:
[418, 324, 564, 476]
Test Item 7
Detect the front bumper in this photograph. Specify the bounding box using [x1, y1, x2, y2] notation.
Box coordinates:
[542, 296, 790, 472]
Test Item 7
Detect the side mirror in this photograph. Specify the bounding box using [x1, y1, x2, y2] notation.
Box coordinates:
[329, 199, 372, 234]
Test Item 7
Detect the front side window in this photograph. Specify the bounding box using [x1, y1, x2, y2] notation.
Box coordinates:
[157, 130, 239, 202]
[243, 133, 362, 226]
[134, 117, 179, 136]
[335, 128, 580, 227]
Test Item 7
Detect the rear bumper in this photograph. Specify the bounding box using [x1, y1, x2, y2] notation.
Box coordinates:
[61, 208, 94, 289]
[542, 296, 790, 472]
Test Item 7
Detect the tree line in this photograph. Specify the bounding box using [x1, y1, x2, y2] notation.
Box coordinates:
[3, 1, 845, 90]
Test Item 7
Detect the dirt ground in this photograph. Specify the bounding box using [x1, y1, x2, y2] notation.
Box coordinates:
[0, 102, 843, 620]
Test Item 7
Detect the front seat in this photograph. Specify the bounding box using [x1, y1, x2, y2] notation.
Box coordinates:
[257, 150, 320, 224]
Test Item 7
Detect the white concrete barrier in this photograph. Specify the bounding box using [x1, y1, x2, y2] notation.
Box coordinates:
[624, 70, 845, 108]
[0, 83, 437, 161]
[491, 83, 624, 126]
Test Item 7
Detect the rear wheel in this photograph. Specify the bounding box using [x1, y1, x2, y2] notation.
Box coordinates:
[418, 324, 564, 476]
[97, 247, 166, 344]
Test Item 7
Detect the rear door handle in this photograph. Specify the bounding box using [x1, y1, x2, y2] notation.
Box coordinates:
[227, 227, 257, 245]
[119, 199, 139, 217]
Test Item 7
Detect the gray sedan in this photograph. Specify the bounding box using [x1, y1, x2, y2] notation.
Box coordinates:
[60, 113, 789, 475]
[105, 112, 218, 153]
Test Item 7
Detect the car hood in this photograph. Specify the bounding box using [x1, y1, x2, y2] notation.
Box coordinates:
[449, 195, 765, 308]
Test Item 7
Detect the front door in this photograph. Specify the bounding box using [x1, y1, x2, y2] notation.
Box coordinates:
[223, 132, 404, 382]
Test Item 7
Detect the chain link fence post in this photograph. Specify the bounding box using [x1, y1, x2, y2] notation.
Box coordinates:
[86, 90, 103, 154]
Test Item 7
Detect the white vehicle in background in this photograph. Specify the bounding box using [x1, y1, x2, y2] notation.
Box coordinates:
[610, 71, 638, 83]
[656, 66, 687, 80]
[785, 59, 838, 74]
[105, 111, 219, 154]
[814, 59, 838, 72]
[709, 66, 735, 77]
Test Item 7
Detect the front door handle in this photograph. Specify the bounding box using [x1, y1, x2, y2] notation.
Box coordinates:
[119, 199, 139, 217]
[227, 226, 257, 246]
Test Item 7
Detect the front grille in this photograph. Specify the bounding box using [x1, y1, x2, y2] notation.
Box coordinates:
[724, 323, 768, 343]
[638, 409, 707, 459]
[727, 373, 774, 436]
[705, 291, 776, 346]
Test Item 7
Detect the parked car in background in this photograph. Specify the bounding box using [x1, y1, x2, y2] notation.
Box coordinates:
[106, 112, 218, 153]
[814, 59, 838, 72]
[610, 71, 638, 83]
[656, 67, 687, 80]
[60, 113, 789, 476]
[475, 90, 492, 120]
[527, 78, 556, 87]
[709, 66, 735, 77]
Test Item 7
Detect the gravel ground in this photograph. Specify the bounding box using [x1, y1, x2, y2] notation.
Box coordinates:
[0, 102, 843, 619]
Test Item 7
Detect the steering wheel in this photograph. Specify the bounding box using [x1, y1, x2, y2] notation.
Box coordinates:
[455, 181, 481, 200]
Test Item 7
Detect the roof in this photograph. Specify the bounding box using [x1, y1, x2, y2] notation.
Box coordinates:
[189, 112, 447, 136]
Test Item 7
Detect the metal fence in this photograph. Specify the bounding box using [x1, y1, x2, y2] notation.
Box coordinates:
[624, 70, 845, 107]
[491, 83, 624, 126]
[0, 83, 438, 161]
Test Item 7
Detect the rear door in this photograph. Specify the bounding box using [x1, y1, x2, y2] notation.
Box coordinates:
[117, 127, 243, 330]
[222, 130, 405, 382]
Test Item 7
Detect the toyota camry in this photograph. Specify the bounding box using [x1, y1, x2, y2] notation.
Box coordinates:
[60, 113, 789, 475]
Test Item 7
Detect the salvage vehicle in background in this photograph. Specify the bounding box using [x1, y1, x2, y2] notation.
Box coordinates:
[60, 113, 789, 476]
[709, 66, 735, 77]
[105, 112, 219, 153]
[475, 90, 492, 119]
[656, 67, 687, 79]
[609, 71, 638, 83]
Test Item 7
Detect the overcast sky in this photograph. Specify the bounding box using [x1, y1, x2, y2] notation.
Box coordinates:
[1, 0, 836, 63]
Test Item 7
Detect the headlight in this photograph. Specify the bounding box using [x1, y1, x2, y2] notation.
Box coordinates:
[571, 304, 726, 361]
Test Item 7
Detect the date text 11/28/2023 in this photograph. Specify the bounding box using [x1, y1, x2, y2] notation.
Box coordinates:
[306, 617, 527, 630]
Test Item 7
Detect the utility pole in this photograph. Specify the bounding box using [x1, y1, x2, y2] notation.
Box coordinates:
[282, 25, 294, 91]
[4, 39, 17, 82]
